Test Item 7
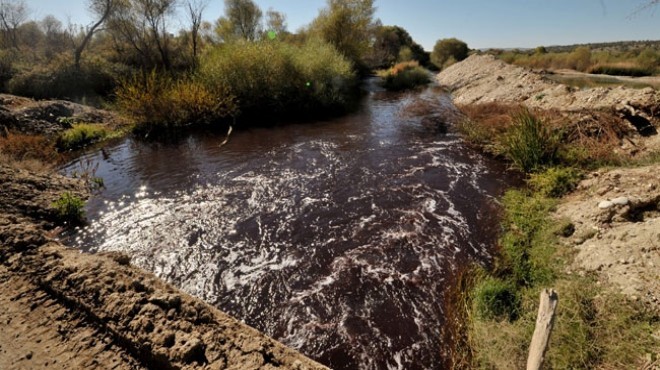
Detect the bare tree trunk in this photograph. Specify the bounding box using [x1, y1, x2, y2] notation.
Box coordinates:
[527, 289, 558, 370]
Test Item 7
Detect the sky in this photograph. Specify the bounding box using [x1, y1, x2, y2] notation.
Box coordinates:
[22, 0, 660, 50]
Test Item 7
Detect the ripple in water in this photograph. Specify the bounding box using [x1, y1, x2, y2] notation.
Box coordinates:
[65, 87, 513, 369]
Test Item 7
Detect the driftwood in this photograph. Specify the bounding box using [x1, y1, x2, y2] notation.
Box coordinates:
[526, 289, 559, 370]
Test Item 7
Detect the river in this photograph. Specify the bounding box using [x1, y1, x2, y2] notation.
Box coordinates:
[63, 83, 513, 369]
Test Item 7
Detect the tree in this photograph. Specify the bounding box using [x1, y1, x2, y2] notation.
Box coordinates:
[368, 25, 427, 68]
[431, 38, 468, 69]
[185, 0, 207, 65]
[217, 0, 262, 42]
[265, 8, 286, 36]
[309, 0, 377, 70]
[107, 0, 178, 70]
[0, 0, 28, 49]
[74, 0, 121, 69]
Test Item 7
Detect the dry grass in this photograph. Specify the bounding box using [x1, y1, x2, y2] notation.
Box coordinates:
[457, 103, 634, 168]
[0, 132, 59, 170]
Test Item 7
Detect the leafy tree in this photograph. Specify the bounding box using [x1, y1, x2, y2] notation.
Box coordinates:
[309, 0, 377, 70]
[431, 37, 468, 69]
[368, 25, 427, 68]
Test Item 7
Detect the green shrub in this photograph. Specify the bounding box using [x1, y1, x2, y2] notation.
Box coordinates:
[57, 124, 109, 151]
[431, 38, 469, 70]
[527, 167, 582, 198]
[51, 192, 85, 223]
[199, 38, 356, 122]
[115, 71, 237, 132]
[503, 109, 559, 173]
[377, 61, 430, 91]
[472, 277, 520, 321]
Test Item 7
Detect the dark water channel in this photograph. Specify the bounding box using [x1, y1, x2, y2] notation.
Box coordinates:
[64, 83, 514, 369]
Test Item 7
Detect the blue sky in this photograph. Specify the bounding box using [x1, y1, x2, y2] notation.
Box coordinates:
[23, 0, 660, 50]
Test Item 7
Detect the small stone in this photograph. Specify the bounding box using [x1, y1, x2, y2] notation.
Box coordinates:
[611, 197, 629, 206]
[26, 351, 33, 360]
[598, 200, 614, 209]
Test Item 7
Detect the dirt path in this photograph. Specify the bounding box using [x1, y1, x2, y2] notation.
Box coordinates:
[0, 165, 327, 370]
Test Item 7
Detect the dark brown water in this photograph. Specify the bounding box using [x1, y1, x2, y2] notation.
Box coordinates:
[64, 83, 513, 369]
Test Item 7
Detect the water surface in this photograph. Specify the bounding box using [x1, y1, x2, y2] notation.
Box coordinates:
[65, 85, 513, 369]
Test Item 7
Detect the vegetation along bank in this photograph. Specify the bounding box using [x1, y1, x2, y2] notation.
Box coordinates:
[438, 54, 660, 369]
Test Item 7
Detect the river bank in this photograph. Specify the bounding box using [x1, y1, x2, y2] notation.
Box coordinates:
[438, 55, 660, 368]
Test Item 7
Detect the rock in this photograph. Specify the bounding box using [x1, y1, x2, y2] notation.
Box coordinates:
[611, 197, 630, 206]
[598, 200, 614, 209]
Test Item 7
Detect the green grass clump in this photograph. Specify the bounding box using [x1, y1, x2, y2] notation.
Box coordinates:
[377, 61, 430, 91]
[472, 276, 521, 321]
[199, 38, 356, 122]
[527, 167, 582, 198]
[503, 108, 560, 173]
[56, 124, 109, 151]
[51, 192, 85, 224]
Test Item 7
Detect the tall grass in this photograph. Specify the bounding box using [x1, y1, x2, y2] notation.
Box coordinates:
[199, 38, 357, 122]
[503, 109, 560, 173]
[0, 132, 59, 164]
[115, 71, 237, 133]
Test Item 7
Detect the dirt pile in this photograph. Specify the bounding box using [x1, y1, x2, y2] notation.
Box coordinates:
[438, 54, 660, 154]
[0, 94, 121, 135]
[555, 165, 660, 311]
[437, 54, 659, 113]
[0, 165, 327, 369]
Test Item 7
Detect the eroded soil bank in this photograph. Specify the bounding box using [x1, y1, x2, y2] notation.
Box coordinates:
[438, 55, 660, 311]
[0, 100, 326, 369]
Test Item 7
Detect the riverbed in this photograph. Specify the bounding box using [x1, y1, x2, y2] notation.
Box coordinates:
[64, 83, 513, 369]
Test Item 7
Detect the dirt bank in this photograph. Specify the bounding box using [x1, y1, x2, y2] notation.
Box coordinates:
[555, 165, 660, 310]
[0, 129, 326, 368]
[0, 93, 123, 135]
[438, 55, 660, 310]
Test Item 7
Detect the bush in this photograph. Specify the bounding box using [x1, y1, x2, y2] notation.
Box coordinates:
[472, 277, 520, 321]
[56, 124, 109, 151]
[51, 192, 85, 224]
[431, 38, 469, 70]
[377, 61, 430, 91]
[503, 108, 559, 173]
[0, 50, 14, 91]
[588, 63, 654, 77]
[199, 38, 356, 122]
[8, 56, 121, 101]
[527, 167, 582, 198]
[115, 71, 237, 132]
